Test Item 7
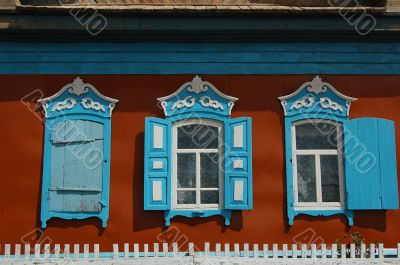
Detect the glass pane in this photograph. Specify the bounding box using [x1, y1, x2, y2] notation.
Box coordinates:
[177, 191, 196, 204]
[296, 123, 337, 150]
[178, 124, 219, 149]
[200, 153, 219, 188]
[297, 155, 317, 203]
[321, 155, 341, 202]
[201, 190, 219, 204]
[177, 153, 196, 188]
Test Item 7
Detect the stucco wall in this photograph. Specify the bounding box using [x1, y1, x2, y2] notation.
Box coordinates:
[0, 75, 399, 250]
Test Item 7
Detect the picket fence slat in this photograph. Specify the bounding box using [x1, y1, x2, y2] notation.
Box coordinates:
[215, 243, 221, 257]
[15, 244, 21, 260]
[24, 244, 30, 261]
[253, 244, 259, 258]
[94, 244, 100, 259]
[398, 243, 400, 259]
[224, 243, 230, 258]
[370, 244, 376, 259]
[263, 244, 268, 258]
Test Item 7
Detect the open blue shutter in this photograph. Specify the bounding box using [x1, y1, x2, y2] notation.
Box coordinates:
[49, 120, 104, 213]
[225, 117, 252, 210]
[144, 117, 171, 210]
[344, 118, 399, 210]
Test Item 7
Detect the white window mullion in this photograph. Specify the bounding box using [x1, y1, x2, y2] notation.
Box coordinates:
[315, 154, 323, 205]
[196, 152, 201, 207]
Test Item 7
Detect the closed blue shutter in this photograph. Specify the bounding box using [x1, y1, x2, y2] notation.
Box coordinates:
[49, 119, 104, 213]
[225, 117, 252, 210]
[144, 117, 171, 210]
[344, 118, 399, 210]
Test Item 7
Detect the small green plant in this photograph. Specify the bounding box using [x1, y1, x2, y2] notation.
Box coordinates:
[335, 231, 365, 258]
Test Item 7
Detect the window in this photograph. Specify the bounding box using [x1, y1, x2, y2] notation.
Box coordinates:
[279, 76, 399, 226]
[173, 119, 223, 209]
[293, 120, 344, 210]
[144, 76, 252, 226]
[38, 77, 118, 228]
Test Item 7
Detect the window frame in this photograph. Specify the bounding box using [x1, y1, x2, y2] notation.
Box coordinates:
[292, 119, 345, 211]
[172, 118, 224, 210]
[38, 77, 118, 229]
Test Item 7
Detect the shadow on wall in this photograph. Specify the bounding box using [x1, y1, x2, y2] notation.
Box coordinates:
[132, 132, 244, 232]
[4, 75, 400, 238]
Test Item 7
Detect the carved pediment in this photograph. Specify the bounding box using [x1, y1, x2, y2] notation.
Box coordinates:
[158, 75, 238, 117]
[38, 77, 118, 118]
[279, 76, 357, 118]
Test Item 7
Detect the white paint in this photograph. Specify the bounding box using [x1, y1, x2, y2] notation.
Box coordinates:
[1, 243, 399, 264]
[38, 77, 119, 118]
[278, 75, 357, 116]
[51, 97, 77, 112]
[152, 181, 163, 201]
[171, 96, 195, 110]
[199, 96, 224, 110]
[233, 159, 244, 169]
[234, 180, 244, 201]
[290, 96, 315, 110]
[172, 119, 224, 210]
[0, 259, 397, 265]
[153, 125, 164, 149]
[152, 160, 163, 169]
[81, 97, 106, 112]
[233, 125, 244, 148]
[292, 119, 345, 211]
[319, 97, 344, 112]
[157, 75, 238, 116]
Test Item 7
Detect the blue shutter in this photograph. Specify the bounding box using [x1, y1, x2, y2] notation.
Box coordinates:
[144, 117, 171, 210]
[49, 119, 104, 213]
[344, 118, 399, 210]
[225, 117, 252, 210]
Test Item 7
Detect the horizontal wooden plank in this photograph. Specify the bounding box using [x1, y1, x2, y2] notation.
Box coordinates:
[1, 62, 400, 74]
[2, 42, 400, 53]
[2, 51, 400, 63]
[1, 42, 400, 74]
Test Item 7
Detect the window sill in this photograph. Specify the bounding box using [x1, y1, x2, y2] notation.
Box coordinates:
[164, 209, 231, 226]
[288, 209, 354, 226]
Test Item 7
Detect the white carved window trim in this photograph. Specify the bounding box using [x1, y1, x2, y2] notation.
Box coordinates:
[172, 119, 224, 210]
[292, 119, 345, 211]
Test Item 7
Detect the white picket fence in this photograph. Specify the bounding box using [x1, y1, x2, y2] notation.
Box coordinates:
[1, 243, 400, 264]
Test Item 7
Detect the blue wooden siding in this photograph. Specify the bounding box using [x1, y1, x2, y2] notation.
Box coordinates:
[344, 118, 399, 210]
[1, 42, 400, 74]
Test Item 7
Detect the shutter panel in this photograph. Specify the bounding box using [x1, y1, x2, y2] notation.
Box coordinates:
[344, 118, 399, 210]
[144, 117, 171, 210]
[225, 117, 252, 210]
[49, 120, 104, 213]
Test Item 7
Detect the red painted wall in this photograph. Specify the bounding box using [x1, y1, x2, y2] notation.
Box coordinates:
[0, 75, 399, 251]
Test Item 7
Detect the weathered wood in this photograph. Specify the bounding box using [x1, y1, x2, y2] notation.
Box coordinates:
[386, 0, 400, 13]
[0, 0, 15, 10]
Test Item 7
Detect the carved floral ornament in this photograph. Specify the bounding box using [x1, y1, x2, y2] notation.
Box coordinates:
[51, 97, 77, 112]
[38, 77, 118, 117]
[158, 75, 238, 116]
[279, 76, 357, 117]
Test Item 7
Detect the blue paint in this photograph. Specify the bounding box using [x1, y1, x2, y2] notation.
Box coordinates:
[280, 77, 354, 226]
[144, 76, 252, 225]
[144, 117, 171, 210]
[40, 80, 117, 228]
[224, 118, 252, 210]
[344, 118, 399, 210]
[2, 42, 400, 74]
[164, 210, 232, 226]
